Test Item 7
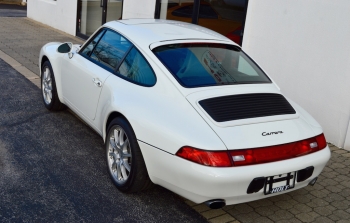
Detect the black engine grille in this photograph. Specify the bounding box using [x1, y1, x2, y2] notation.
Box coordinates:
[199, 93, 296, 122]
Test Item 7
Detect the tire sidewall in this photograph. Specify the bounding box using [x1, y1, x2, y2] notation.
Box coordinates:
[106, 118, 140, 192]
[41, 61, 57, 110]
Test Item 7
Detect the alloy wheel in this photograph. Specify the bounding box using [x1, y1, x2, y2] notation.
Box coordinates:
[42, 67, 52, 105]
[108, 126, 132, 183]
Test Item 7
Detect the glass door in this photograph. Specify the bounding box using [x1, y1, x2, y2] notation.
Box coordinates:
[77, 0, 104, 37]
[77, 0, 123, 38]
[106, 0, 123, 22]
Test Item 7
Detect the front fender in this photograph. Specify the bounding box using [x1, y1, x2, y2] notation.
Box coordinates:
[39, 42, 80, 104]
[39, 42, 66, 102]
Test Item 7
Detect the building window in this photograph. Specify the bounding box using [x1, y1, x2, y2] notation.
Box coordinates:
[155, 0, 248, 45]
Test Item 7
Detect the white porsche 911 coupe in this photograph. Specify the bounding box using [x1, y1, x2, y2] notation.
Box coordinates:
[39, 19, 330, 209]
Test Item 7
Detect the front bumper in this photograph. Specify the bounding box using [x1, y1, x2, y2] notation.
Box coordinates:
[140, 141, 331, 205]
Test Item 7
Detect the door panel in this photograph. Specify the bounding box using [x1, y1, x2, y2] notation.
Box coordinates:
[60, 28, 132, 121]
[61, 54, 112, 121]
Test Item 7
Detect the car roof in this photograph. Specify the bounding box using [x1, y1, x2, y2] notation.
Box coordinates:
[103, 19, 233, 47]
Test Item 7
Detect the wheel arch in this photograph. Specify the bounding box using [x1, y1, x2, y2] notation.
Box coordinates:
[39, 55, 49, 77]
[104, 111, 130, 142]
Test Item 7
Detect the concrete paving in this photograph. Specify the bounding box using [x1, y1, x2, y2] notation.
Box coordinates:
[0, 14, 349, 223]
[0, 17, 84, 76]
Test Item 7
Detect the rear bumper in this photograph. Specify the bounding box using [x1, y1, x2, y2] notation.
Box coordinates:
[140, 141, 331, 205]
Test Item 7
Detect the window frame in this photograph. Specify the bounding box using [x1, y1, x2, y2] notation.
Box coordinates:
[78, 27, 157, 87]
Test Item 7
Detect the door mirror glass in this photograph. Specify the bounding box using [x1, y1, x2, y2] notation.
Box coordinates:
[57, 42, 73, 53]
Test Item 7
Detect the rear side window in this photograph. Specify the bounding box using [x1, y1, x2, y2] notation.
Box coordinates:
[153, 43, 271, 88]
[118, 47, 156, 86]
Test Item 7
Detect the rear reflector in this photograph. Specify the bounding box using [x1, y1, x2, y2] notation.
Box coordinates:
[176, 134, 327, 167]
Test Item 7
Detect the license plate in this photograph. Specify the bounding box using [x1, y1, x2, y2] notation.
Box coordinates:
[264, 172, 296, 195]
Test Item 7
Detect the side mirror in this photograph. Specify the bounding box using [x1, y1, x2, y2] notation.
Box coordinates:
[57, 42, 73, 53]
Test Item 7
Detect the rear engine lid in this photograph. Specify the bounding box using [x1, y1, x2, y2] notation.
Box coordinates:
[186, 85, 319, 150]
[186, 84, 299, 128]
[199, 93, 296, 123]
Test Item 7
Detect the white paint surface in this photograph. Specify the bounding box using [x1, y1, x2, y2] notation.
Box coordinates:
[344, 120, 350, 151]
[243, 0, 350, 149]
[28, 0, 77, 36]
[122, 0, 156, 19]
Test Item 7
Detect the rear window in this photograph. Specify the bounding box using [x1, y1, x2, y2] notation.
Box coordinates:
[153, 43, 271, 88]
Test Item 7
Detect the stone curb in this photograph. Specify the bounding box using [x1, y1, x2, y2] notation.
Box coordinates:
[0, 49, 40, 88]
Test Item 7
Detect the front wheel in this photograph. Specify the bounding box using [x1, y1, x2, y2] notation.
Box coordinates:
[106, 117, 153, 193]
[41, 61, 65, 111]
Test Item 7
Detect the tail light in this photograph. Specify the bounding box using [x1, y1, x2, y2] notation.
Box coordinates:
[176, 147, 232, 167]
[176, 134, 327, 167]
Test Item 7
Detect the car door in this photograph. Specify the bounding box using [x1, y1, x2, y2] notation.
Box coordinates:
[61, 28, 132, 121]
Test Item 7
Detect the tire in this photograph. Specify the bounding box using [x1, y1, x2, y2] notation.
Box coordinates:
[106, 117, 153, 193]
[41, 61, 66, 111]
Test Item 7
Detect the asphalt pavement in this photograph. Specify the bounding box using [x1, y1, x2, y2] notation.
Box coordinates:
[0, 57, 206, 222]
[0, 4, 26, 17]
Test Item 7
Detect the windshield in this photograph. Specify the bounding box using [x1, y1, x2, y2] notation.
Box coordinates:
[153, 43, 271, 88]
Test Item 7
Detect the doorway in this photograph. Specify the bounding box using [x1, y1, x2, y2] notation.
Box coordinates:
[77, 0, 123, 39]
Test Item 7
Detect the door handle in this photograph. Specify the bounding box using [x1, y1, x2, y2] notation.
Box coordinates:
[92, 78, 102, 87]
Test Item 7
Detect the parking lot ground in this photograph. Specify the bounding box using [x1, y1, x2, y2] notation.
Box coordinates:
[0, 16, 349, 223]
[0, 17, 84, 76]
[0, 57, 207, 222]
[0, 3, 26, 17]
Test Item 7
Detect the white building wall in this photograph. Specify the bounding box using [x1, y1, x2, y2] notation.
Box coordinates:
[122, 0, 156, 19]
[243, 0, 350, 150]
[28, 0, 77, 36]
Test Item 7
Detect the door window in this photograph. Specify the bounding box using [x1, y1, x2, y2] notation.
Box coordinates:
[80, 30, 105, 57]
[80, 29, 132, 72]
[118, 47, 156, 86]
[90, 30, 132, 71]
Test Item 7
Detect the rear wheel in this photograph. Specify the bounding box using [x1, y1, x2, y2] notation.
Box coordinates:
[106, 117, 153, 192]
[41, 61, 65, 111]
